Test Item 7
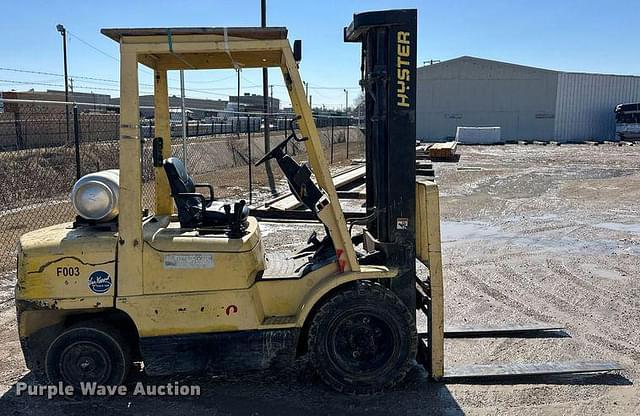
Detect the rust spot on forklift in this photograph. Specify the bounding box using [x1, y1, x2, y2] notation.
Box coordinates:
[17, 299, 59, 311]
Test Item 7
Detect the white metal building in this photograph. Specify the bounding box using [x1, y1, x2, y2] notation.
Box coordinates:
[417, 56, 640, 142]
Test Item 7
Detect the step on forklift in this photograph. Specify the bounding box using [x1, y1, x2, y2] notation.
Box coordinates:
[15, 9, 620, 395]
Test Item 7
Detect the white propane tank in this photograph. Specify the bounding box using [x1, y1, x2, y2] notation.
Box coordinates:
[70, 169, 120, 222]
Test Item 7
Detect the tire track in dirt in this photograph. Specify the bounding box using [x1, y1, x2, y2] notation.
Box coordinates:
[545, 258, 640, 310]
[484, 259, 640, 369]
[447, 262, 617, 411]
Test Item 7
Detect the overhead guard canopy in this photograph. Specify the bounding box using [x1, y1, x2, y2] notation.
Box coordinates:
[101, 27, 290, 70]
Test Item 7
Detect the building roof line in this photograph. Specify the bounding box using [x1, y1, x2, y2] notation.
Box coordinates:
[419, 56, 640, 79]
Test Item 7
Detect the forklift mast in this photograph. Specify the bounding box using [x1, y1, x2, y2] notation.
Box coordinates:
[345, 9, 418, 311]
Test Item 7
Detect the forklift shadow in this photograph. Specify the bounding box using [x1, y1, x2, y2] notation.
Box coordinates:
[1, 362, 631, 416]
[0, 364, 466, 416]
[445, 372, 631, 386]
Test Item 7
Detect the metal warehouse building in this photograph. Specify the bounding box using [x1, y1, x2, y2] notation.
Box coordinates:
[416, 56, 640, 142]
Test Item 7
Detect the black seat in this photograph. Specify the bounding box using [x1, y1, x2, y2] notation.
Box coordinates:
[163, 157, 230, 228]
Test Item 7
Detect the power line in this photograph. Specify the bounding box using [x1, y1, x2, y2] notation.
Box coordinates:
[187, 74, 238, 84]
[0, 67, 242, 89]
[0, 79, 150, 94]
[65, 29, 158, 80]
[67, 30, 119, 62]
[54, 28, 365, 97]
[309, 85, 360, 90]
[0, 67, 360, 95]
[0, 78, 236, 98]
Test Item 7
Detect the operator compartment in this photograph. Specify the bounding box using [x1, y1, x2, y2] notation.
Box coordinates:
[139, 152, 266, 294]
[142, 214, 265, 294]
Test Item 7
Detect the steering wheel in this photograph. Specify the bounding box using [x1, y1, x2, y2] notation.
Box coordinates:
[255, 116, 307, 166]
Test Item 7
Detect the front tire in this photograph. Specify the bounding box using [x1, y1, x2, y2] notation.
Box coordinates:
[307, 282, 416, 394]
[45, 322, 131, 388]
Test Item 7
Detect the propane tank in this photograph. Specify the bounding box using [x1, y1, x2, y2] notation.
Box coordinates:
[70, 170, 120, 222]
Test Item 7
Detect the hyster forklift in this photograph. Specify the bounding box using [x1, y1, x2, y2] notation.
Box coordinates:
[16, 9, 619, 394]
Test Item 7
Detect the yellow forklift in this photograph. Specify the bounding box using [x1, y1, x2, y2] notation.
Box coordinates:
[15, 9, 619, 394]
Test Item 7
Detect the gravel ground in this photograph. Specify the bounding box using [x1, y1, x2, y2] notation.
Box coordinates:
[0, 143, 638, 415]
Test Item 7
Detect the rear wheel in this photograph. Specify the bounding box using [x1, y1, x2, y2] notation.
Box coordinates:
[45, 321, 131, 388]
[307, 282, 416, 394]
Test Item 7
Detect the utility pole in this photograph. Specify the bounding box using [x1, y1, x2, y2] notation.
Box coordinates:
[180, 70, 187, 165]
[344, 89, 350, 157]
[261, 0, 276, 194]
[309, 95, 312, 110]
[303, 81, 309, 100]
[269, 84, 274, 114]
[344, 88, 349, 113]
[237, 69, 241, 137]
[56, 24, 70, 144]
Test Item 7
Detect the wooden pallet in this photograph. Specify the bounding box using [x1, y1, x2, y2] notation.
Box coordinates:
[429, 141, 457, 159]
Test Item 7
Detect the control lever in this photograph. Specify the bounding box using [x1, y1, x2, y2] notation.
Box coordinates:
[307, 230, 321, 247]
[225, 200, 247, 239]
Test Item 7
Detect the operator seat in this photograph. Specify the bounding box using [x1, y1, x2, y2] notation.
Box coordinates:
[163, 157, 247, 228]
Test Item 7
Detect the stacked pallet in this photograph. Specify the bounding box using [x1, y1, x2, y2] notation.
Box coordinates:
[429, 141, 458, 160]
[416, 160, 434, 177]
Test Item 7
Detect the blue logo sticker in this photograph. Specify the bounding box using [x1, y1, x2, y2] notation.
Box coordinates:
[88, 271, 112, 294]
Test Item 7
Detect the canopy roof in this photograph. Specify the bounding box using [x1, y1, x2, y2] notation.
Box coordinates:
[101, 26, 291, 71]
[101, 27, 287, 42]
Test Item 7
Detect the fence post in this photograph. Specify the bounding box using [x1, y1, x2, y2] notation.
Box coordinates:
[346, 116, 350, 159]
[13, 112, 24, 150]
[330, 117, 335, 164]
[196, 120, 200, 137]
[73, 105, 81, 179]
[247, 114, 252, 205]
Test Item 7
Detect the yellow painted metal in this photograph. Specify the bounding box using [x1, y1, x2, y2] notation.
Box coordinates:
[122, 34, 289, 71]
[127, 37, 288, 54]
[416, 179, 445, 379]
[118, 45, 143, 296]
[16, 218, 394, 339]
[141, 217, 265, 294]
[153, 68, 173, 215]
[151, 51, 284, 71]
[280, 46, 360, 272]
[16, 27, 403, 367]
[116, 264, 394, 338]
[16, 222, 116, 303]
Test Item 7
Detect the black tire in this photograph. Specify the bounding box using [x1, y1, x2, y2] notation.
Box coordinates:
[45, 321, 131, 388]
[307, 281, 417, 394]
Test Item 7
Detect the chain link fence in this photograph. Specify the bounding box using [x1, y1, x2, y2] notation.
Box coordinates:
[0, 98, 364, 271]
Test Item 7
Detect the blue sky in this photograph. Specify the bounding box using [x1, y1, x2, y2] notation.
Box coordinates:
[2, 0, 638, 109]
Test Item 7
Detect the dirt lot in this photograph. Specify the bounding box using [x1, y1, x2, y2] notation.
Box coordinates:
[0, 143, 638, 415]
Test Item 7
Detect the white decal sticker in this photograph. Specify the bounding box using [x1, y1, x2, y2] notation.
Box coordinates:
[164, 254, 214, 269]
[397, 218, 409, 230]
